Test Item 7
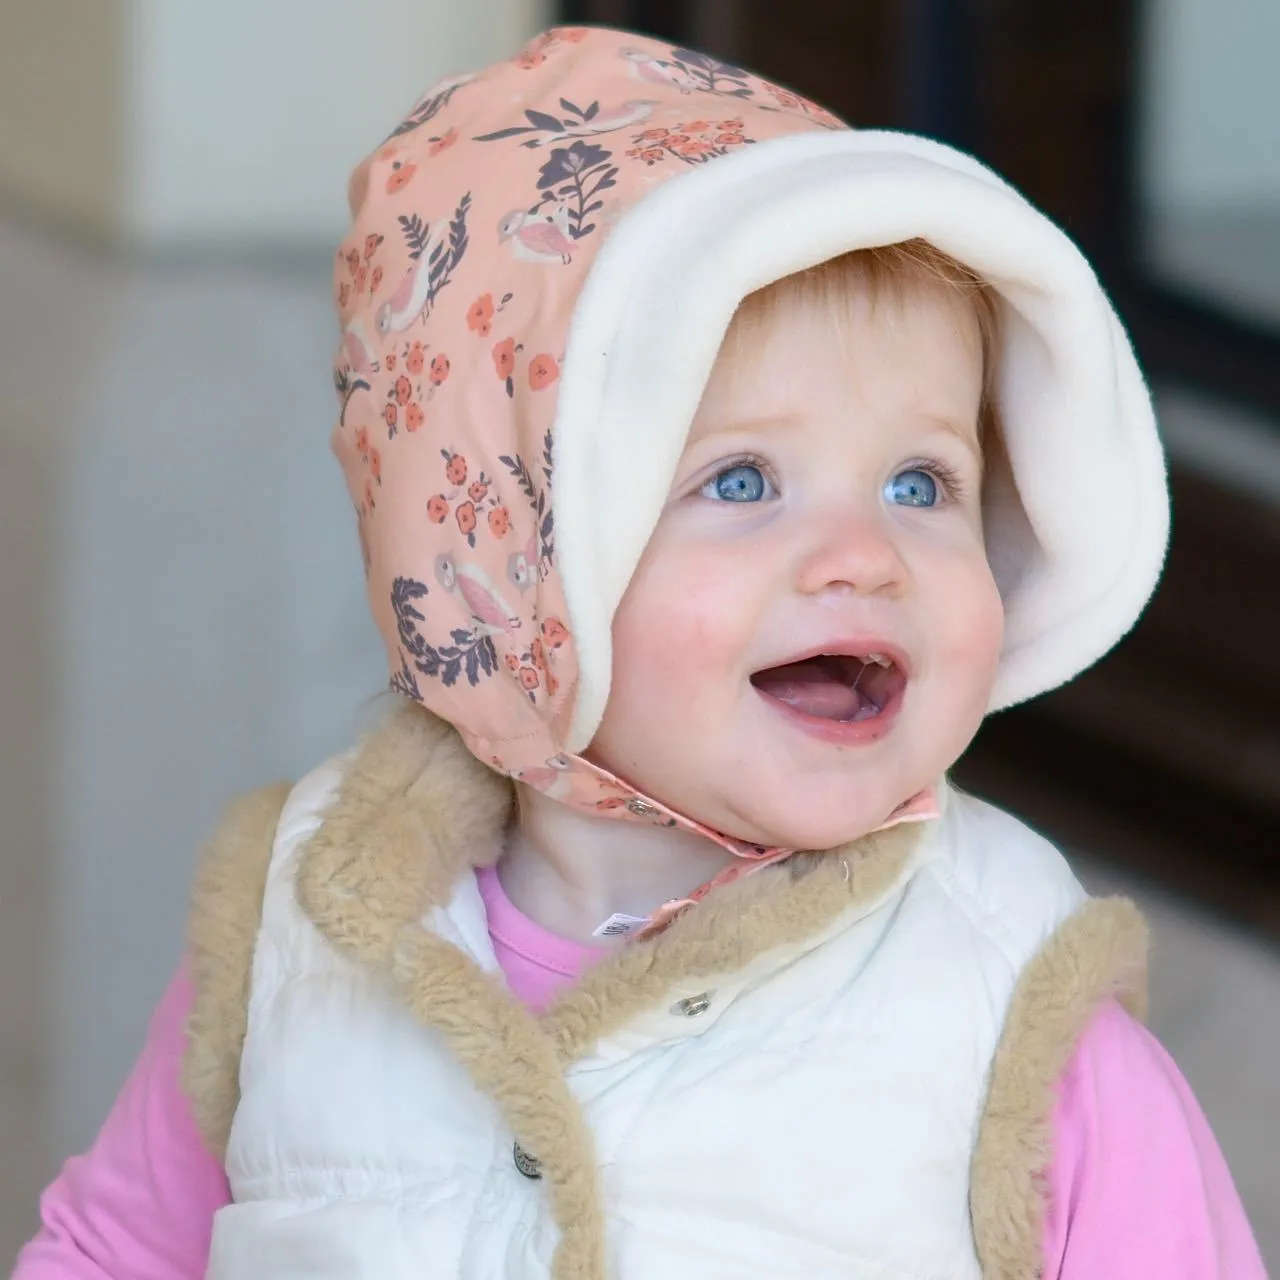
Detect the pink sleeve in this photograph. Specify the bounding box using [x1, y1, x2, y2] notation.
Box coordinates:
[1044, 999, 1266, 1278]
[12, 962, 231, 1279]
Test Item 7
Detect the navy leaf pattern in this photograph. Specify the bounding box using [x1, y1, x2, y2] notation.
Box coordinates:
[391, 575, 498, 692]
[393, 192, 471, 326]
[384, 80, 469, 143]
[534, 143, 617, 240]
[499, 430, 556, 566]
[474, 99, 608, 148]
[668, 46, 755, 98]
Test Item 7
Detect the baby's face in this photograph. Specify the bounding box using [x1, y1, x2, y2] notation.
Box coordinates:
[588, 283, 1004, 850]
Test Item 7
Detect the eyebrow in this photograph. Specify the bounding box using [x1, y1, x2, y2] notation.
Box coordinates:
[694, 410, 984, 461]
[923, 414, 984, 464]
[692, 412, 807, 438]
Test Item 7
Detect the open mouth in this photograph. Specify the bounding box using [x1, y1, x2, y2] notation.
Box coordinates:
[749, 651, 907, 725]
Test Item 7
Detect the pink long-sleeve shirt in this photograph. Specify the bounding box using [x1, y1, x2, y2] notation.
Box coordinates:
[14, 866, 1266, 1277]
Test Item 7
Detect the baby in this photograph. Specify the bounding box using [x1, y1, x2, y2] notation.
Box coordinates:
[15, 25, 1264, 1280]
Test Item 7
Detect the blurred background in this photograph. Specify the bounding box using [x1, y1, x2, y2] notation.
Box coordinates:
[1, 0, 1276, 1266]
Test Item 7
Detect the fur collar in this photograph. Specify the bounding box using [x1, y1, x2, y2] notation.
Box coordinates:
[293, 702, 927, 1277]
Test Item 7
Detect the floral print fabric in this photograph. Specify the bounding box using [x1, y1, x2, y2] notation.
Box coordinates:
[330, 25, 934, 869]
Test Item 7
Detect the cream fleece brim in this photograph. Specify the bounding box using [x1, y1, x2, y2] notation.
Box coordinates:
[554, 130, 1168, 753]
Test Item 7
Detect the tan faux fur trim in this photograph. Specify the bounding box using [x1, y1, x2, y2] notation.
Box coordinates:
[183, 781, 292, 1159]
[293, 702, 925, 1279]
[970, 895, 1149, 1279]
[542, 829, 918, 1064]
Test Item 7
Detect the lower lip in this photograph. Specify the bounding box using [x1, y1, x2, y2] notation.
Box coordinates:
[753, 682, 905, 745]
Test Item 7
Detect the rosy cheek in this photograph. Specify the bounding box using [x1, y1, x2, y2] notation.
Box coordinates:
[674, 561, 751, 649]
[614, 553, 746, 697]
[952, 575, 1005, 688]
[620, 606, 716, 699]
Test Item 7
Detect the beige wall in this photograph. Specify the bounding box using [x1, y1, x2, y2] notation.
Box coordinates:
[0, 409, 60, 1254]
[0, 0, 551, 247]
[0, 0, 130, 238]
[126, 0, 549, 247]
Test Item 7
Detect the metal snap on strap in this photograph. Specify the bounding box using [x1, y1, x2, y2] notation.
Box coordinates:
[513, 1141, 542, 1179]
[671, 992, 712, 1018]
[626, 798, 657, 816]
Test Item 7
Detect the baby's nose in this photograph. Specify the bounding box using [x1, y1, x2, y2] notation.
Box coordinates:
[795, 515, 910, 599]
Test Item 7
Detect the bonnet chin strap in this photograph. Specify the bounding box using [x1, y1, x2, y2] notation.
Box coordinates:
[561, 749, 941, 940]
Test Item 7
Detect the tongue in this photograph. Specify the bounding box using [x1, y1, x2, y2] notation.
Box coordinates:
[752, 659, 871, 721]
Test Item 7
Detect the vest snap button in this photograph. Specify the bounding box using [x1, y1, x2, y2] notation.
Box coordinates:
[513, 1141, 542, 1179]
[626, 798, 657, 816]
[671, 992, 712, 1018]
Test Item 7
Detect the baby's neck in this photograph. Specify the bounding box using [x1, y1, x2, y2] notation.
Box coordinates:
[497, 784, 740, 945]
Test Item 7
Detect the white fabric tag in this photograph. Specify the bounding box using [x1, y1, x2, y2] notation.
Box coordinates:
[591, 912, 652, 939]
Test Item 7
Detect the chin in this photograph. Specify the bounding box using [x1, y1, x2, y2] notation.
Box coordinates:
[761, 816, 895, 853]
[727, 721, 956, 850]
[722, 786, 916, 853]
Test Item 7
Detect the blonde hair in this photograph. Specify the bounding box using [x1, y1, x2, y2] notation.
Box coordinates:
[728, 239, 1002, 446]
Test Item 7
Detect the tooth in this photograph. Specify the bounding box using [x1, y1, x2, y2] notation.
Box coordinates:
[865, 653, 891, 667]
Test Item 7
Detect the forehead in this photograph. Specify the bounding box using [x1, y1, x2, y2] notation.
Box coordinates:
[691, 278, 986, 441]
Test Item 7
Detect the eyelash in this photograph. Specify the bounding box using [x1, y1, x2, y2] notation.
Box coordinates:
[693, 452, 777, 502]
[724, 451, 775, 484]
[703, 453, 970, 504]
[902, 456, 968, 504]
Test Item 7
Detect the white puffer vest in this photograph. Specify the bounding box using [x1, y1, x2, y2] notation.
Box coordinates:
[201, 751, 1090, 1279]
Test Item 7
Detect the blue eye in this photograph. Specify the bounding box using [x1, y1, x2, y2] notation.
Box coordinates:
[705, 463, 770, 503]
[885, 468, 939, 508]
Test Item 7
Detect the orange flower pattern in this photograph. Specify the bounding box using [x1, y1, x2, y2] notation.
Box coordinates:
[428, 127, 459, 157]
[541, 617, 569, 648]
[763, 81, 843, 127]
[468, 294, 494, 333]
[424, 449, 514, 555]
[528, 353, 559, 390]
[490, 335, 521, 398]
[466, 290, 511, 336]
[385, 160, 417, 193]
[626, 118, 753, 166]
[509, 29, 591, 74]
[363, 335, 453, 440]
[445, 452, 467, 486]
